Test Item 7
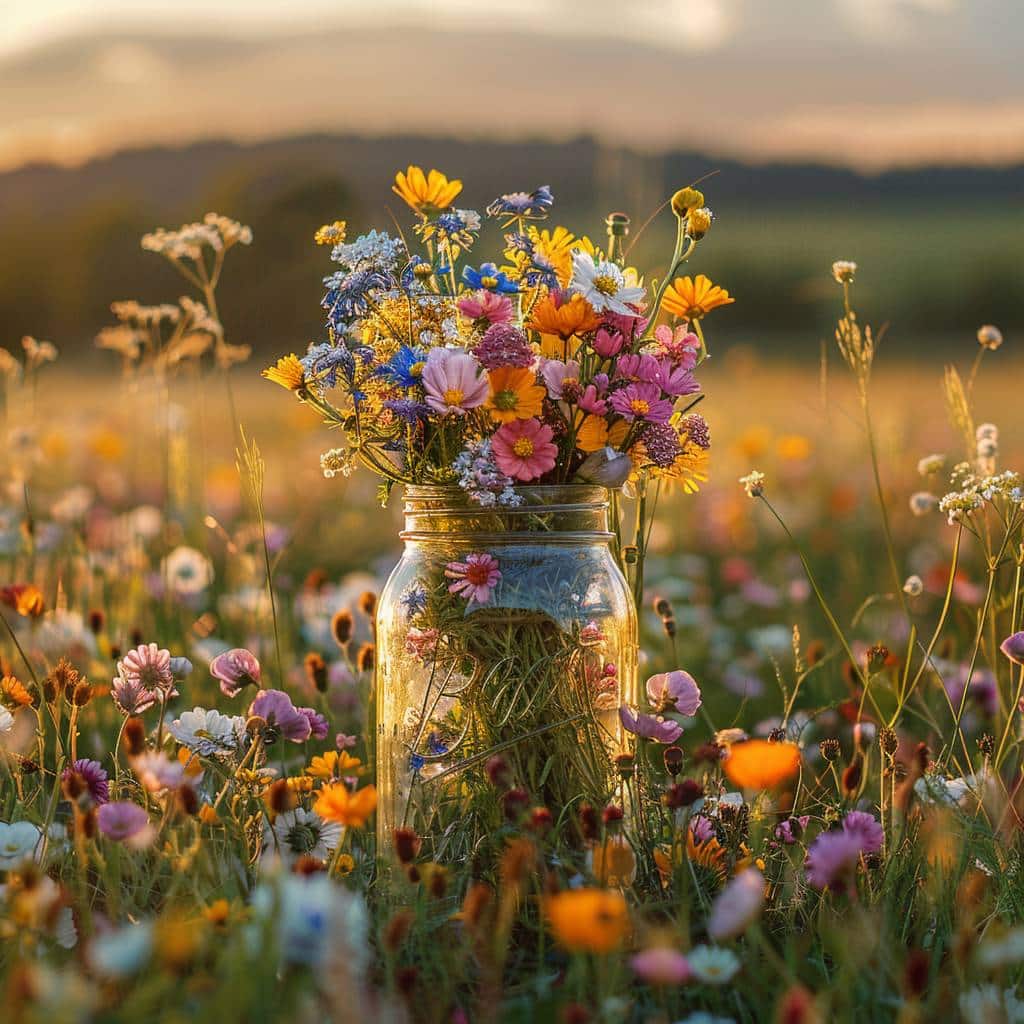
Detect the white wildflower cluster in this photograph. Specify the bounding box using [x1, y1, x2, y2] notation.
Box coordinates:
[917, 453, 945, 476]
[938, 456, 1023, 525]
[330, 230, 404, 273]
[739, 470, 765, 498]
[453, 438, 523, 507]
[142, 213, 252, 260]
[831, 259, 857, 283]
[320, 447, 355, 479]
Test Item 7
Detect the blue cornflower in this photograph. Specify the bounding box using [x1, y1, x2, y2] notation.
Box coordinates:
[377, 345, 428, 388]
[427, 732, 448, 756]
[322, 268, 391, 328]
[461, 262, 518, 294]
[409, 752, 425, 772]
[301, 342, 356, 390]
[486, 186, 554, 223]
[504, 231, 533, 254]
[400, 584, 428, 618]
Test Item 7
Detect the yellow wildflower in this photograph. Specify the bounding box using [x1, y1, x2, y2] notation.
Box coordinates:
[314, 783, 377, 827]
[314, 221, 347, 246]
[392, 166, 462, 214]
[661, 275, 734, 320]
[261, 354, 305, 391]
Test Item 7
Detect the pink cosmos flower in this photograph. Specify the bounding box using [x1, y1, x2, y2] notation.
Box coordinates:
[210, 648, 261, 697]
[540, 359, 581, 400]
[445, 553, 502, 606]
[708, 867, 765, 941]
[614, 353, 660, 383]
[61, 758, 110, 805]
[492, 418, 558, 481]
[249, 689, 313, 743]
[97, 801, 152, 845]
[630, 947, 691, 985]
[578, 382, 609, 416]
[457, 289, 514, 327]
[421, 347, 489, 416]
[619, 706, 683, 743]
[609, 382, 673, 424]
[653, 358, 700, 397]
[841, 811, 884, 854]
[804, 829, 864, 891]
[646, 670, 702, 716]
[118, 643, 174, 693]
[336, 733, 357, 750]
[653, 324, 700, 368]
[593, 328, 625, 358]
[132, 752, 187, 793]
[111, 676, 158, 716]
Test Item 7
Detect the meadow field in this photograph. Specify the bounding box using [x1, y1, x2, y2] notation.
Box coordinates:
[1, 192, 1023, 1024]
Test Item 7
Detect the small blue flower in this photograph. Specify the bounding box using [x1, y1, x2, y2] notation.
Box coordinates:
[461, 262, 518, 294]
[487, 186, 554, 223]
[409, 752, 425, 772]
[322, 268, 391, 328]
[377, 345, 428, 388]
[400, 584, 428, 618]
[427, 732, 448, 756]
[301, 342, 355, 390]
[384, 398, 431, 424]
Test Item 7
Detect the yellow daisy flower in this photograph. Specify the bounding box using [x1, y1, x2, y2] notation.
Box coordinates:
[261, 354, 305, 391]
[661, 275, 734, 320]
[392, 166, 462, 215]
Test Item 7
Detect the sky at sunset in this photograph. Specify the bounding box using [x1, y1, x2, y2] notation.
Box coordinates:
[1, 0, 1022, 172]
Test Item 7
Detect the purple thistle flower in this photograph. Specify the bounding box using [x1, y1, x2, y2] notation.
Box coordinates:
[62, 758, 110, 804]
[841, 811, 884, 854]
[804, 829, 864, 892]
[682, 413, 711, 450]
[210, 648, 262, 698]
[472, 323, 534, 370]
[249, 689, 312, 743]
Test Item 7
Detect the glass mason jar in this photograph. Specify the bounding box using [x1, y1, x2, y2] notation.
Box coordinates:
[375, 485, 638, 864]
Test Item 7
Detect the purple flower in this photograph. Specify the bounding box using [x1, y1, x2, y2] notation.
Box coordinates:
[609, 382, 673, 424]
[774, 815, 810, 845]
[652, 357, 699, 398]
[841, 811, 884, 854]
[210, 648, 262, 698]
[944, 664, 998, 717]
[249, 689, 312, 743]
[112, 675, 158, 716]
[336, 733, 357, 750]
[619, 706, 683, 743]
[646, 670, 702, 716]
[97, 801, 150, 843]
[118, 643, 174, 693]
[690, 815, 715, 844]
[300, 708, 329, 741]
[1000, 631, 1024, 665]
[804, 830, 864, 891]
[62, 758, 110, 804]
[473, 324, 534, 370]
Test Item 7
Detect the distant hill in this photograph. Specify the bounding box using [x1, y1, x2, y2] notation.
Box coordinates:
[0, 133, 1021, 360]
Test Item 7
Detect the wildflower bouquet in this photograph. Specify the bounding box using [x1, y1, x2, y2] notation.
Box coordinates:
[265, 168, 732, 859]
[264, 168, 730, 508]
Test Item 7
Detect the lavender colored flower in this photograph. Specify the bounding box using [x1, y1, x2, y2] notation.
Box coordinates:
[486, 186, 554, 222]
[473, 323, 534, 370]
[98, 801, 150, 842]
[249, 689, 312, 743]
[944, 664, 998, 717]
[1000, 631, 1024, 665]
[384, 398, 432, 424]
[301, 342, 357, 391]
[453, 438, 523, 507]
[300, 708, 329, 741]
[609, 382, 673, 424]
[619, 705, 683, 743]
[112, 676, 158, 716]
[804, 829, 864, 891]
[690, 814, 715, 844]
[646, 670, 702, 716]
[322, 268, 392, 328]
[774, 815, 810, 845]
[62, 758, 110, 804]
[841, 811, 884, 854]
[400, 584, 428, 619]
[209, 648, 261, 698]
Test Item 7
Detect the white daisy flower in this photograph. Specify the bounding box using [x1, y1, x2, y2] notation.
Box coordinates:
[0, 820, 44, 869]
[168, 707, 247, 757]
[569, 251, 645, 315]
[162, 545, 214, 596]
[686, 944, 741, 985]
[263, 807, 342, 865]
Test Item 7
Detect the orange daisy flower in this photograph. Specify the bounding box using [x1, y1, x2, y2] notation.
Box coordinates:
[527, 292, 602, 340]
[1, 675, 33, 707]
[576, 415, 629, 453]
[314, 782, 378, 827]
[661, 274, 734, 320]
[723, 740, 802, 790]
[392, 166, 462, 214]
[0, 584, 45, 618]
[486, 367, 546, 423]
[546, 888, 629, 954]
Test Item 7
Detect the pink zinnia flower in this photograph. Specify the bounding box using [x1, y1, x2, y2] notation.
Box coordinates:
[708, 867, 765, 941]
[457, 289, 514, 327]
[97, 801, 152, 845]
[491, 418, 558, 481]
[62, 758, 110, 805]
[249, 689, 313, 743]
[804, 829, 864, 891]
[653, 324, 700, 368]
[540, 359, 581, 400]
[609, 382, 673, 424]
[619, 706, 683, 743]
[445, 552, 501, 606]
[118, 643, 174, 691]
[210, 648, 261, 698]
[422, 347, 489, 416]
[841, 811, 884, 854]
[646, 670, 702, 716]
[630, 947, 691, 985]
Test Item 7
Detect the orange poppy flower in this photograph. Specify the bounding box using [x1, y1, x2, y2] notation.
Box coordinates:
[392, 166, 462, 214]
[314, 782, 378, 827]
[486, 367, 546, 423]
[546, 888, 629, 954]
[723, 740, 801, 790]
[661, 274, 734, 320]
[0, 584, 45, 618]
[527, 292, 602, 340]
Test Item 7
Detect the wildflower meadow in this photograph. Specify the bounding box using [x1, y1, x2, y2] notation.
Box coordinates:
[1, 166, 1023, 1024]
